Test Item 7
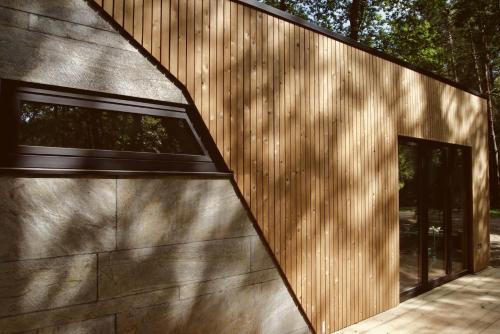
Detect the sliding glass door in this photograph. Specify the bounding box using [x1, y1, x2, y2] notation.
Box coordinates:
[399, 142, 421, 293]
[398, 137, 471, 300]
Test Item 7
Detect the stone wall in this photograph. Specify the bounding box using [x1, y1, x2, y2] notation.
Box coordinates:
[0, 177, 309, 333]
[0, 0, 185, 103]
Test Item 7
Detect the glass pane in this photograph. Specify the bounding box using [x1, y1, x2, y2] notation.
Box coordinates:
[450, 148, 467, 274]
[19, 101, 203, 155]
[427, 147, 447, 281]
[399, 142, 420, 292]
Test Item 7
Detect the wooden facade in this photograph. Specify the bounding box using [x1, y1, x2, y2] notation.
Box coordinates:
[93, 0, 490, 332]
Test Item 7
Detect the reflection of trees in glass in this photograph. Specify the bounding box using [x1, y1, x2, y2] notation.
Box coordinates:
[399, 144, 416, 190]
[19, 101, 203, 155]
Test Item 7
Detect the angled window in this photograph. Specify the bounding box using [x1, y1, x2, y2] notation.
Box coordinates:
[0, 80, 226, 174]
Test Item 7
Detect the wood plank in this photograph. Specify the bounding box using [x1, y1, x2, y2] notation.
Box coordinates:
[289, 21, 296, 294]
[312, 31, 318, 330]
[193, 0, 202, 107]
[273, 16, 281, 262]
[143, 0, 152, 52]
[243, 6, 251, 203]
[201, 0, 209, 123]
[209, 0, 217, 135]
[237, 4, 244, 195]
[299, 26, 307, 310]
[333, 40, 341, 331]
[327, 36, 333, 333]
[177, 0, 187, 84]
[229, 1, 238, 171]
[223, 0, 231, 164]
[284, 20, 291, 283]
[152, 0, 161, 59]
[186, 0, 195, 93]
[304, 28, 311, 320]
[319, 33, 325, 332]
[124, 0, 133, 34]
[216, 0, 224, 148]
[170, 0, 178, 77]
[160, 0, 170, 68]
[251, 9, 259, 226]
[114, 0, 124, 26]
[278, 18, 285, 270]
[267, 13, 275, 255]
[103, 0, 113, 16]
[133, 0, 143, 44]
[262, 13, 269, 246]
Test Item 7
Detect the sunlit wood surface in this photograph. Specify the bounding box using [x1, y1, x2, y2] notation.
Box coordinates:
[93, 0, 490, 332]
[337, 266, 500, 334]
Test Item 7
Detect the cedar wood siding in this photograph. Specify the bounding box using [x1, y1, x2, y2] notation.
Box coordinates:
[92, 0, 490, 332]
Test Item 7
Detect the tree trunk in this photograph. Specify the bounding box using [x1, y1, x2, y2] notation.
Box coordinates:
[279, 0, 288, 11]
[469, 29, 482, 91]
[444, 6, 458, 82]
[484, 62, 500, 208]
[478, 25, 500, 207]
[348, 0, 367, 41]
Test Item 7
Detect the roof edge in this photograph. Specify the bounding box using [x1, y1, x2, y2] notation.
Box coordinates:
[234, 0, 486, 99]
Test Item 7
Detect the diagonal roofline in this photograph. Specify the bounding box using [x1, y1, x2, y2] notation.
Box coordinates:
[233, 0, 486, 99]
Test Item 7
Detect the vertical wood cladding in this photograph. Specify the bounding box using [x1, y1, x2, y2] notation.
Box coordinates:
[95, 0, 489, 332]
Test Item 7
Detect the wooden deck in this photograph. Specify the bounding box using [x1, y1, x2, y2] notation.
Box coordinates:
[337, 218, 500, 333]
[336, 266, 500, 333]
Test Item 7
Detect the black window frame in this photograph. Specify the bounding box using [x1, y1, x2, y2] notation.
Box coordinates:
[0, 80, 228, 175]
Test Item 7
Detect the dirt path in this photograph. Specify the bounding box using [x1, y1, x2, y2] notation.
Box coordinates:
[491, 218, 500, 267]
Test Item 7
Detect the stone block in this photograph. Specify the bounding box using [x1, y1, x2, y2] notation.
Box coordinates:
[251, 235, 276, 271]
[0, 6, 29, 29]
[28, 14, 135, 52]
[0, 0, 113, 31]
[0, 177, 116, 261]
[19, 316, 115, 334]
[0, 287, 179, 333]
[117, 178, 255, 249]
[117, 279, 308, 334]
[0, 254, 97, 317]
[0, 25, 185, 103]
[98, 238, 251, 299]
[259, 279, 310, 334]
[179, 268, 280, 300]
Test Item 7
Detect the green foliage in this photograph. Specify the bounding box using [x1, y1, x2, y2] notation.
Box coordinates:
[20, 101, 202, 155]
[398, 145, 416, 190]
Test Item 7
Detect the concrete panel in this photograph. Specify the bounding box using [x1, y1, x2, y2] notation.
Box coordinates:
[0, 6, 28, 29]
[0, 287, 179, 333]
[0, 255, 97, 317]
[99, 238, 251, 299]
[0, 0, 113, 31]
[0, 177, 116, 261]
[0, 25, 185, 103]
[179, 268, 280, 300]
[28, 14, 135, 52]
[117, 178, 255, 249]
[250, 236, 275, 272]
[19, 316, 115, 334]
[116, 280, 308, 334]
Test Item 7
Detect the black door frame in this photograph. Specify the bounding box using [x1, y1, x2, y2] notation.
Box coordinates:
[399, 136, 473, 302]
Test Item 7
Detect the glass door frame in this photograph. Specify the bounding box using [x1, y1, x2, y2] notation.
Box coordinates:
[399, 136, 473, 302]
